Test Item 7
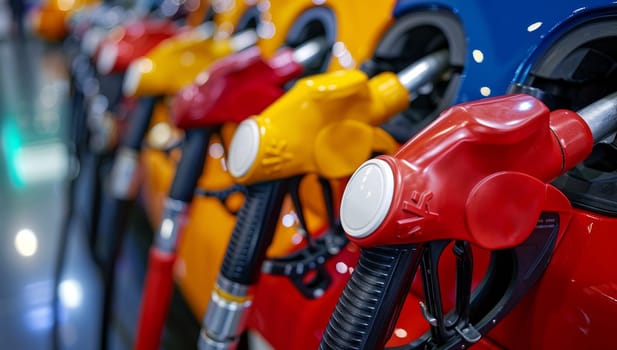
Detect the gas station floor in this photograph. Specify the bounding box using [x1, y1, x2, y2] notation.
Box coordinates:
[0, 33, 198, 350]
[0, 33, 75, 349]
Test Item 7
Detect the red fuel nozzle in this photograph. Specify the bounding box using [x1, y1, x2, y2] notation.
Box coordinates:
[95, 18, 183, 75]
[340, 94, 595, 250]
[170, 38, 330, 129]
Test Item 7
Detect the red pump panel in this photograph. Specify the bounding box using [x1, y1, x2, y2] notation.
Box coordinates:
[249, 241, 493, 349]
[489, 209, 617, 349]
[249, 245, 359, 350]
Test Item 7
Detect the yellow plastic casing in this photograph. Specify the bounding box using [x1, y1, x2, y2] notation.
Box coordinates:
[232, 69, 408, 184]
[257, 0, 395, 67]
[137, 1, 256, 316]
[29, 0, 100, 42]
[123, 32, 237, 97]
[137, 0, 255, 221]
[122, 0, 255, 98]
[141, 122, 334, 316]
[185, 0, 213, 28]
[142, 0, 397, 319]
[210, 0, 255, 38]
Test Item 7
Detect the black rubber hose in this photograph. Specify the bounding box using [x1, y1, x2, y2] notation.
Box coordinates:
[97, 95, 156, 350]
[220, 181, 288, 285]
[168, 128, 212, 202]
[70, 82, 87, 159]
[52, 113, 82, 350]
[96, 196, 130, 350]
[87, 152, 109, 260]
[95, 195, 130, 270]
[121, 96, 158, 150]
[91, 96, 156, 247]
[53, 57, 92, 350]
[320, 245, 423, 350]
[96, 94, 158, 293]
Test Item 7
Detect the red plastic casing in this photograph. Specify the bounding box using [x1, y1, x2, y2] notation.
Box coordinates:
[351, 94, 592, 250]
[249, 95, 617, 349]
[249, 242, 495, 349]
[489, 208, 617, 349]
[250, 210, 617, 349]
[171, 46, 303, 129]
[96, 19, 181, 74]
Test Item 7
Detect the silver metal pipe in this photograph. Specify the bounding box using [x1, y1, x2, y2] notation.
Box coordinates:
[292, 37, 330, 69]
[154, 198, 189, 253]
[199, 331, 238, 350]
[216, 275, 252, 297]
[109, 147, 140, 200]
[198, 276, 253, 350]
[577, 91, 617, 143]
[396, 49, 449, 98]
[194, 21, 215, 39]
[230, 29, 259, 52]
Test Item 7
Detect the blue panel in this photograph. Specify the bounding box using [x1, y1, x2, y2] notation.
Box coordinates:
[393, 0, 617, 102]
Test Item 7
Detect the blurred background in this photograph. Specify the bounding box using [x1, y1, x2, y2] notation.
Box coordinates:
[0, 0, 98, 347]
[0, 3, 178, 348]
[0, 0, 75, 347]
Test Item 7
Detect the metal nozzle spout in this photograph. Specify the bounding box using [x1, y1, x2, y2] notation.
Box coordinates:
[292, 37, 330, 70]
[194, 21, 215, 39]
[396, 49, 450, 98]
[577, 91, 617, 143]
[229, 29, 259, 52]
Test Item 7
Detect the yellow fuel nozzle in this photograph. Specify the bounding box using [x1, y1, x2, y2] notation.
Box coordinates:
[29, 0, 101, 42]
[226, 50, 450, 184]
[122, 26, 258, 97]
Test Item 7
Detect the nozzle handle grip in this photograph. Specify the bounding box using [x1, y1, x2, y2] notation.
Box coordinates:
[320, 245, 422, 350]
[134, 248, 176, 350]
[122, 96, 157, 150]
[168, 128, 212, 202]
[220, 181, 287, 285]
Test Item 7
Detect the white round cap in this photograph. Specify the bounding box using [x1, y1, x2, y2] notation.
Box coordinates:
[97, 44, 118, 75]
[341, 159, 394, 238]
[228, 119, 260, 178]
[122, 59, 142, 96]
